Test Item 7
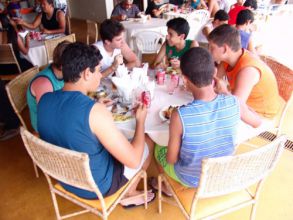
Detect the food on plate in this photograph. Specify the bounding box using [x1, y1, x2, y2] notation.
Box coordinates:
[163, 106, 177, 120]
[113, 114, 133, 122]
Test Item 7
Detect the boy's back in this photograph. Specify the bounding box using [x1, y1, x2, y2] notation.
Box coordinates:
[176, 94, 240, 186]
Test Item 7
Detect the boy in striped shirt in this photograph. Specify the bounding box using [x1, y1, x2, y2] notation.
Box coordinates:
[149, 47, 261, 194]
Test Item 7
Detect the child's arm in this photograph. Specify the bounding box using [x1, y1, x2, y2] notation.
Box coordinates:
[239, 99, 262, 128]
[167, 109, 183, 164]
[17, 34, 30, 55]
[151, 41, 167, 69]
[199, 0, 208, 9]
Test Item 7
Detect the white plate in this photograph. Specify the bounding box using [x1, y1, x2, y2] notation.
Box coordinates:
[159, 105, 179, 123]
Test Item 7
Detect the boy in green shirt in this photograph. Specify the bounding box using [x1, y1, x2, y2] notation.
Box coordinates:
[152, 17, 198, 72]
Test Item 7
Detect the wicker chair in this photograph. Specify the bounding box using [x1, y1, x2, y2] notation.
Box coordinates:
[20, 127, 148, 220]
[5, 66, 40, 177]
[158, 136, 286, 220]
[86, 20, 98, 45]
[255, 56, 293, 151]
[0, 44, 21, 80]
[44, 33, 76, 64]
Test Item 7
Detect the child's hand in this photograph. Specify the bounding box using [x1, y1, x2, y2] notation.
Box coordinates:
[135, 103, 147, 123]
[170, 57, 180, 69]
[213, 76, 230, 95]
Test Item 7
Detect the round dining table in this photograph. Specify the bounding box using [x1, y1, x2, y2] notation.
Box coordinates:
[114, 77, 193, 146]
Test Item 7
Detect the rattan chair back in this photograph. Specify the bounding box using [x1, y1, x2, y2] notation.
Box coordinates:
[5, 66, 40, 177]
[0, 43, 21, 80]
[86, 20, 98, 45]
[5, 66, 39, 130]
[158, 136, 286, 220]
[20, 127, 148, 219]
[260, 55, 293, 102]
[21, 127, 99, 192]
[44, 33, 76, 63]
[196, 136, 285, 199]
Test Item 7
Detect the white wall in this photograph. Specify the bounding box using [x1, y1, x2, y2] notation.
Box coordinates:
[66, 0, 148, 21]
[67, 0, 113, 22]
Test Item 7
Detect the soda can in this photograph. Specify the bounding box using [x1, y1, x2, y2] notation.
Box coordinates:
[173, 5, 178, 12]
[33, 31, 38, 40]
[156, 69, 165, 85]
[171, 74, 179, 88]
[141, 91, 151, 108]
[37, 32, 41, 41]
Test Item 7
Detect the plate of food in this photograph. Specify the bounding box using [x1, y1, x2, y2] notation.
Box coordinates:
[159, 105, 179, 123]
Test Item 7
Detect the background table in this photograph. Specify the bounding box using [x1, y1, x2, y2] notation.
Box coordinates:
[115, 79, 193, 146]
[23, 39, 47, 67]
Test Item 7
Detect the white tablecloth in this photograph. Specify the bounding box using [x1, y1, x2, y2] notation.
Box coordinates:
[121, 18, 168, 50]
[115, 79, 193, 146]
[23, 39, 47, 67]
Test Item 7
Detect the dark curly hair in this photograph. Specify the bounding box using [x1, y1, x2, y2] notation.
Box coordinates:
[100, 19, 125, 42]
[180, 47, 215, 88]
[61, 42, 103, 83]
[167, 17, 190, 39]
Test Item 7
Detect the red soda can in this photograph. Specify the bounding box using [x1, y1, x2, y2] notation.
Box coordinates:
[141, 91, 151, 108]
[37, 32, 41, 41]
[33, 31, 38, 40]
[171, 74, 179, 87]
[173, 5, 178, 12]
[156, 69, 165, 85]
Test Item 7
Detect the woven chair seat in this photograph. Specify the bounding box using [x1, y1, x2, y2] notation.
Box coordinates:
[54, 182, 129, 211]
[164, 175, 252, 219]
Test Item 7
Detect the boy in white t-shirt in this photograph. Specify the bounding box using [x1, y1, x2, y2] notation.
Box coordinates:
[93, 19, 140, 78]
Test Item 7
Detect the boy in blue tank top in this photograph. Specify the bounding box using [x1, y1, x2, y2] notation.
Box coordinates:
[37, 42, 155, 207]
[149, 47, 261, 195]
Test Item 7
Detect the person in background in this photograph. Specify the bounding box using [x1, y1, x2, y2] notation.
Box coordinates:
[169, 0, 184, 5]
[0, 15, 33, 74]
[152, 17, 198, 72]
[37, 42, 155, 207]
[111, 0, 143, 21]
[93, 19, 140, 78]
[15, 0, 65, 34]
[217, 0, 231, 12]
[7, 0, 21, 18]
[228, 0, 257, 25]
[236, 9, 256, 53]
[145, 0, 169, 18]
[208, 24, 280, 142]
[148, 47, 260, 195]
[202, 9, 229, 39]
[0, 3, 4, 44]
[0, 80, 20, 141]
[189, 0, 208, 11]
[187, 0, 219, 17]
[27, 41, 69, 133]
